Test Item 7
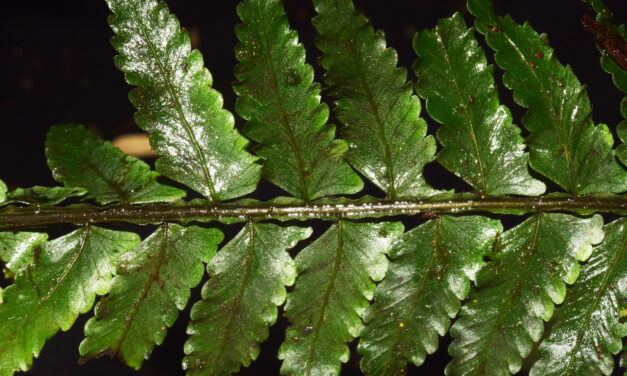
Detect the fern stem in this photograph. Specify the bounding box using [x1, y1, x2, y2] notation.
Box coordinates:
[0, 196, 624, 229]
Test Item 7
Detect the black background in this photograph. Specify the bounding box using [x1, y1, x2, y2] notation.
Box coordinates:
[1, 0, 626, 375]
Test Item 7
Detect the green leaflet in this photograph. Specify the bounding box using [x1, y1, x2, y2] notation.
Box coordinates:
[358, 216, 501, 375]
[446, 213, 604, 376]
[0, 232, 47, 278]
[468, 0, 627, 195]
[413, 13, 544, 196]
[0, 180, 6, 203]
[106, 0, 261, 202]
[583, 0, 611, 13]
[233, 0, 362, 201]
[530, 218, 627, 376]
[184, 222, 311, 375]
[46, 124, 185, 204]
[3, 186, 86, 206]
[279, 220, 403, 376]
[582, 0, 627, 167]
[312, 0, 437, 199]
[601, 50, 627, 93]
[0, 226, 139, 376]
[80, 224, 222, 370]
[582, 0, 627, 92]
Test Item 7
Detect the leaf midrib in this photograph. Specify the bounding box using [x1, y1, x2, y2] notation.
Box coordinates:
[127, 3, 217, 201]
[84, 160, 130, 203]
[381, 217, 444, 374]
[111, 223, 170, 357]
[564, 222, 627, 373]
[473, 212, 542, 375]
[2, 225, 91, 348]
[254, 8, 310, 202]
[494, 18, 579, 194]
[340, 30, 398, 198]
[208, 220, 256, 373]
[305, 219, 344, 376]
[434, 26, 488, 196]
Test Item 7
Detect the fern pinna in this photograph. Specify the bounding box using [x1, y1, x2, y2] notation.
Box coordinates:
[0, 0, 625, 375]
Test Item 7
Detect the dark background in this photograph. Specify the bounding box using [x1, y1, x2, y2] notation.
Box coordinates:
[1, 0, 626, 375]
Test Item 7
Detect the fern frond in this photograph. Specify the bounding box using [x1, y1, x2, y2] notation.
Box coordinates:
[184, 222, 311, 375]
[468, 0, 627, 194]
[414, 13, 544, 196]
[530, 218, 627, 376]
[233, 0, 362, 201]
[46, 124, 185, 204]
[80, 224, 222, 370]
[279, 220, 403, 376]
[0, 232, 47, 278]
[105, 0, 261, 202]
[312, 0, 437, 199]
[0, 226, 139, 376]
[357, 215, 501, 375]
[446, 213, 604, 375]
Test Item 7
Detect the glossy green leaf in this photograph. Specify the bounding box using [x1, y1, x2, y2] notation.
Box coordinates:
[414, 13, 544, 196]
[446, 213, 604, 375]
[3, 186, 86, 206]
[0, 232, 47, 278]
[358, 215, 501, 375]
[468, 0, 627, 194]
[312, 0, 437, 199]
[530, 218, 627, 376]
[106, 0, 261, 202]
[46, 124, 185, 204]
[80, 224, 222, 370]
[0, 180, 6, 203]
[184, 222, 311, 375]
[0, 226, 139, 375]
[233, 0, 362, 201]
[279, 220, 403, 376]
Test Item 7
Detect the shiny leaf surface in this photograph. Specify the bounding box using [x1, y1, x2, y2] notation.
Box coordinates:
[414, 13, 544, 196]
[233, 0, 362, 201]
[312, 0, 437, 199]
[106, 0, 261, 201]
[279, 220, 403, 376]
[358, 216, 501, 375]
[0, 181, 6, 204]
[3, 186, 86, 206]
[46, 124, 185, 204]
[446, 213, 604, 375]
[530, 218, 627, 376]
[80, 224, 222, 370]
[0, 232, 47, 278]
[468, 0, 627, 194]
[184, 222, 311, 375]
[0, 226, 139, 376]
